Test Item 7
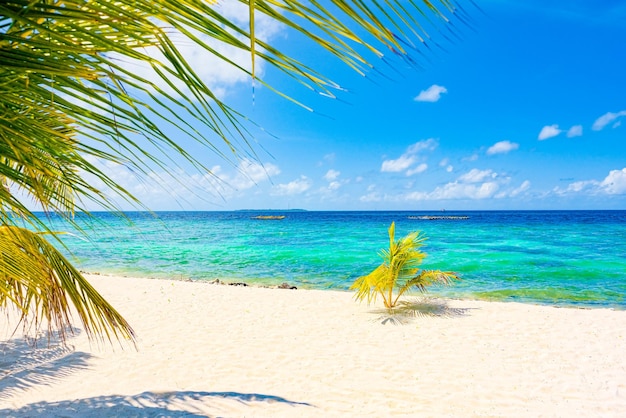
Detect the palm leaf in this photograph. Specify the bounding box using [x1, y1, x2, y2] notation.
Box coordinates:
[0, 225, 135, 345]
[394, 270, 459, 307]
[350, 263, 389, 306]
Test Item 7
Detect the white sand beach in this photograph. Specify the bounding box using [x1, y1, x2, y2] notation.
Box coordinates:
[1, 274, 625, 417]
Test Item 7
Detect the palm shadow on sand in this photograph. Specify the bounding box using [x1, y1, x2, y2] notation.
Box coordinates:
[0, 329, 91, 401]
[1, 331, 314, 416]
[0, 391, 314, 417]
[370, 297, 474, 325]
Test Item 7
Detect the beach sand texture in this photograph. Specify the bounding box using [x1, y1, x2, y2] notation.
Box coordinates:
[1, 274, 625, 417]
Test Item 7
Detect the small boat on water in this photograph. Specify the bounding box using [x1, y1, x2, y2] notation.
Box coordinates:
[252, 215, 286, 220]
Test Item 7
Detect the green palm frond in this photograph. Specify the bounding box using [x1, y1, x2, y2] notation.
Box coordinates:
[0, 225, 135, 345]
[351, 222, 459, 309]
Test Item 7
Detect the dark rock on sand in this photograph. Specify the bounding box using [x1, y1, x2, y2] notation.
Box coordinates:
[277, 282, 297, 290]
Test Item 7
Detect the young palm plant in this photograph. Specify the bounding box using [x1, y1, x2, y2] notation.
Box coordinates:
[351, 222, 459, 309]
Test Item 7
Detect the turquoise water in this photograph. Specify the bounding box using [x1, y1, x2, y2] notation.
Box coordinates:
[46, 210, 626, 309]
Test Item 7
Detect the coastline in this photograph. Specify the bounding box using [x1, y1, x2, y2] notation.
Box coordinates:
[54, 210, 626, 309]
[1, 274, 625, 417]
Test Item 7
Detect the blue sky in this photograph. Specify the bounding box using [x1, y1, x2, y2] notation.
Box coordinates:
[91, 1, 626, 211]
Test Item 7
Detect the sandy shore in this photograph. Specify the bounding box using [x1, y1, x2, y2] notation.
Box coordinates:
[1, 274, 625, 417]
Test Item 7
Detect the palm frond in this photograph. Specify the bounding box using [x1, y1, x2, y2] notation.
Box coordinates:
[350, 263, 389, 306]
[398, 269, 460, 297]
[0, 225, 135, 345]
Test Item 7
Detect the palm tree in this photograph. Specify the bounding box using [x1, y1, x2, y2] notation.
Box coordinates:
[351, 222, 459, 309]
[1, 1, 470, 344]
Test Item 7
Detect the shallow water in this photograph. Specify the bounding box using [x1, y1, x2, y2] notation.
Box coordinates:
[45, 210, 626, 309]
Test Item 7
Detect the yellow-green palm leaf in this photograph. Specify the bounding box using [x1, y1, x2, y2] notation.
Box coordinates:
[0, 226, 135, 344]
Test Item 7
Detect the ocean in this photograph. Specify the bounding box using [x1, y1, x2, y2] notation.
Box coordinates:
[46, 210, 626, 309]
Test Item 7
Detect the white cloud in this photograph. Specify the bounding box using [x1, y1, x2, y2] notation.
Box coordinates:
[403, 190, 428, 200]
[407, 181, 500, 201]
[553, 167, 626, 196]
[75, 156, 281, 209]
[381, 155, 415, 172]
[359, 192, 382, 202]
[324, 169, 341, 181]
[272, 176, 312, 196]
[553, 180, 597, 196]
[486, 140, 519, 155]
[600, 168, 626, 194]
[318, 174, 343, 195]
[400, 168, 523, 201]
[510, 180, 531, 197]
[327, 181, 341, 191]
[228, 159, 280, 191]
[566, 125, 583, 137]
[381, 139, 437, 174]
[439, 158, 453, 172]
[407, 138, 438, 153]
[359, 184, 381, 202]
[414, 85, 447, 102]
[538, 124, 562, 140]
[458, 168, 497, 183]
[592, 110, 626, 131]
[406, 163, 428, 176]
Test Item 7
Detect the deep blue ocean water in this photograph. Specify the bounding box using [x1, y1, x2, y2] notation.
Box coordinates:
[46, 210, 626, 309]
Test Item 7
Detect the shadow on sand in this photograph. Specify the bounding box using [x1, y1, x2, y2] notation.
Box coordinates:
[1, 330, 91, 401]
[370, 297, 474, 325]
[0, 390, 314, 417]
[2, 331, 313, 416]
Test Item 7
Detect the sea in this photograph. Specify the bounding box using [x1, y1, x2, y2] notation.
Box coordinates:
[44, 210, 626, 309]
